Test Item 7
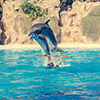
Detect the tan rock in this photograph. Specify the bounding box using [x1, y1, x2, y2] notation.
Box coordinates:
[60, 13, 70, 27]
[37, 0, 60, 9]
[2, 1, 21, 44]
[60, 1, 100, 44]
[2, 1, 32, 44]
[2, 1, 100, 44]
[2, 1, 21, 32]
[37, 0, 60, 18]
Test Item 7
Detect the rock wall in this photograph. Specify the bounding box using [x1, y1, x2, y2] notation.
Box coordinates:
[36, 0, 60, 19]
[1, 0, 100, 45]
[2, 1, 33, 44]
[2, 1, 21, 44]
[81, 6, 100, 43]
[60, 1, 100, 44]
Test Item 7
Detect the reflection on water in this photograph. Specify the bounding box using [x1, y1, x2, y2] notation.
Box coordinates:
[0, 48, 100, 100]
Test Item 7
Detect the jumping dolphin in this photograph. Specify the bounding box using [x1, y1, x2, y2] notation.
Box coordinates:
[28, 19, 57, 47]
[28, 19, 64, 54]
[30, 35, 50, 55]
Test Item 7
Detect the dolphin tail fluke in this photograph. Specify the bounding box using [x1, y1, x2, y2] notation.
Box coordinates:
[45, 19, 50, 24]
[51, 47, 64, 52]
[56, 47, 64, 52]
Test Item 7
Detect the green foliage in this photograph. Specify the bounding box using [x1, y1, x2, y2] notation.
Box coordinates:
[60, 0, 100, 8]
[0, 7, 2, 14]
[81, 16, 100, 41]
[86, 0, 90, 2]
[6, 0, 15, 1]
[20, 1, 48, 20]
[60, 0, 73, 8]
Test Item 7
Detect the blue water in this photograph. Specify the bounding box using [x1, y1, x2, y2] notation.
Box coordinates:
[0, 47, 100, 100]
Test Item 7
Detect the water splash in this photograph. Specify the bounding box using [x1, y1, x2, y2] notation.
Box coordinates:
[45, 38, 61, 66]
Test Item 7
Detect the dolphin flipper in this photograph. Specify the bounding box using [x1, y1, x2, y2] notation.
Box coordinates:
[51, 47, 64, 52]
[56, 47, 64, 52]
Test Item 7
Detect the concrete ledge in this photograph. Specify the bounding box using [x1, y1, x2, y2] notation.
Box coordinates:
[0, 43, 100, 50]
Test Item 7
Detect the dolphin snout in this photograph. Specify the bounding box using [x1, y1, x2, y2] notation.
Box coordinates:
[28, 33, 32, 37]
[28, 33, 38, 40]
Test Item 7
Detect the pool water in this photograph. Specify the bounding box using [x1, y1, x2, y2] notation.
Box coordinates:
[0, 48, 100, 100]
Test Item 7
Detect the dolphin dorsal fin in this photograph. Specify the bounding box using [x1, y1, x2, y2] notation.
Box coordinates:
[45, 19, 50, 24]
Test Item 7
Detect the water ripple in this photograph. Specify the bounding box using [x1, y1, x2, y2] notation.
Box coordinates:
[0, 48, 100, 100]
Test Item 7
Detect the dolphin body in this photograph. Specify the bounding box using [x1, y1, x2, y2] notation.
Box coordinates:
[28, 19, 64, 55]
[30, 35, 50, 55]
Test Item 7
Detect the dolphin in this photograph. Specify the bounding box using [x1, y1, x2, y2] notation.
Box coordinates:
[28, 19, 64, 52]
[30, 35, 51, 60]
[30, 35, 50, 55]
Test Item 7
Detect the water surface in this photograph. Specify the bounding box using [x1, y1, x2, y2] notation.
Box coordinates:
[0, 48, 100, 100]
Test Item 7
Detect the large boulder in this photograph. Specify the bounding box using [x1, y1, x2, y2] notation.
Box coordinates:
[2, 1, 33, 44]
[2, 1, 21, 32]
[14, 14, 32, 44]
[81, 6, 100, 42]
[2, 1, 21, 44]
[36, 0, 60, 19]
